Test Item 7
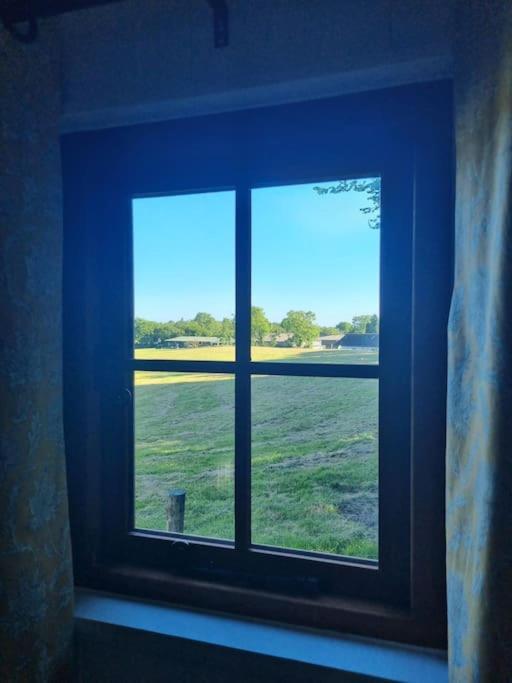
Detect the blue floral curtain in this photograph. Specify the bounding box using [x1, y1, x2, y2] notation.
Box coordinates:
[447, 1, 512, 680]
[0, 23, 74, 682]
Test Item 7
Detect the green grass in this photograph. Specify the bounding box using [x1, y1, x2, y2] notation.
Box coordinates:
[134, 346, 378, 560]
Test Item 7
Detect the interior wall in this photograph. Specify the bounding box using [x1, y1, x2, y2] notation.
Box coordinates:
[58, 0, 454, 131]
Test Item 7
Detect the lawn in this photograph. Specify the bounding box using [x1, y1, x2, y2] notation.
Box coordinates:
[134, 346, 379, 560]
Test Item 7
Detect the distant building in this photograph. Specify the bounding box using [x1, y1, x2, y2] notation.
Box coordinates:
[261, 332, 294, 347]
[339, 333, 379, 348]
[164, 336, 220, 348]
[318, 334, 343, 349]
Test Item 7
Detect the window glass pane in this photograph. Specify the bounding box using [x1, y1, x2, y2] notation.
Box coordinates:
[251, 179, 380, 364]
[251, 376, 378, 560]
[134, 371, 235, 541]
[133, 191, 235, 360]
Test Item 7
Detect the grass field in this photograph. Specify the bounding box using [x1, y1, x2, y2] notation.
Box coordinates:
[134, 346, 379, 560]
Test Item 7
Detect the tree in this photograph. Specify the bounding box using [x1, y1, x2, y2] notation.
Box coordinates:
[351, 314, 380, 334]
[336, 321, 353, 334]
[281, 310, 319, 347]
[193, 312, 221, 337]
[134, 317, 158, 346]
[351, 315, 372, 333]
[319, 326, 339, 336]
[220, 317, 235, 344]
[153, 321, 179, 344]
[270, 322, 284, 335]
[175, 318, 200, 336]
[251, 306, 271, 345]
[314, 178, 381, 229]
[134, 312, 377, 348]
[366, 314, 379, 333]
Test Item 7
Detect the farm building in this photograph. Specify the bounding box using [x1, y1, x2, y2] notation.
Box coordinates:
[262, 332, 294, 347]
[318, 334, 343, 349]
[164, 336, 220, 348]
[339, 333, 379, 348]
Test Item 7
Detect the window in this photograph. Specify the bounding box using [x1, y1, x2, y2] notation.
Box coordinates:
[132, 181, 380, 559]
[63, 82, 452, 647]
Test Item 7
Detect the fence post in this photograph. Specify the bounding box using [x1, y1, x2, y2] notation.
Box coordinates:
[166, 488, 186, 533]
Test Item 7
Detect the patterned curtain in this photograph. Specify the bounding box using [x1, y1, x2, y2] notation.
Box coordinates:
[447, 1, 512, 680]
[0, 22, 74, 682]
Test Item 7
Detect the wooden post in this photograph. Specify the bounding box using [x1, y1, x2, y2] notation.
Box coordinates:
[166, 488, 186, 533]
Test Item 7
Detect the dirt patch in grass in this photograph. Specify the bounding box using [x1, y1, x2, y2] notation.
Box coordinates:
[263, 442, 375, 472]
[338, 491, 378, 535]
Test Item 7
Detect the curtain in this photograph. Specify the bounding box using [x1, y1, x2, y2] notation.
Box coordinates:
[447, 1, 512, 680]
[0, 23, 74, 682]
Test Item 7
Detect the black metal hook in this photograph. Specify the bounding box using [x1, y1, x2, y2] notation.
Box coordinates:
[3, 16, 38, 43]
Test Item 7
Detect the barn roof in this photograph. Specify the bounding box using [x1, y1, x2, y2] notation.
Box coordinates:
[339, 333, 379, 347]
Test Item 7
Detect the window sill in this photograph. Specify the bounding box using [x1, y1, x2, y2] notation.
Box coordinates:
[74, 588, 447, 682]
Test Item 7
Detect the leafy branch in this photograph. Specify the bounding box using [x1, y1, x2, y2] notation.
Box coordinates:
[314, 178, 381, 229]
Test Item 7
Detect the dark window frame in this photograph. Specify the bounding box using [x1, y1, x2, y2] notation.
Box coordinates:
[63, 81, 452, 648]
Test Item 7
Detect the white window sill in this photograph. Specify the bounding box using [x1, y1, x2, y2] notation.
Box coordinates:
[75, 588, 447, 683]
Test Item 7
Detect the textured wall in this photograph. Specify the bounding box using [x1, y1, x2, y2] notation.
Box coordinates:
[58, 0, 454, 131]
[0, 22, 74, 682]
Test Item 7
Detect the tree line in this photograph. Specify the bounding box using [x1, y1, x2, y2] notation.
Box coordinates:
[135, 309, 379, 348]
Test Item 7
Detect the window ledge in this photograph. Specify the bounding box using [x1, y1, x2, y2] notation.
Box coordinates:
[74, 588, 447, 682]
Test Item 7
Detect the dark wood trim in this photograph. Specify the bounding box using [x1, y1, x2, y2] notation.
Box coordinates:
[249, 362, 378, 378]
[2, 0, 125, 23]
[131, 359, 378, 379]
[235, 185, 252, 550]
[132, 359, 236, 374]
[76, 561, 445, 649]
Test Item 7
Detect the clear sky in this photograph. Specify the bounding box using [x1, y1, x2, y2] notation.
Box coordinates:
[133, 180, 380, 327]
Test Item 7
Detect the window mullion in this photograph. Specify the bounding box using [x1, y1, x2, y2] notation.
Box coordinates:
[235, 186, 251, 551]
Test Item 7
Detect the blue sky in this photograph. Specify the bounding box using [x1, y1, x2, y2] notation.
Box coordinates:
[133, 180, 379, 327]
